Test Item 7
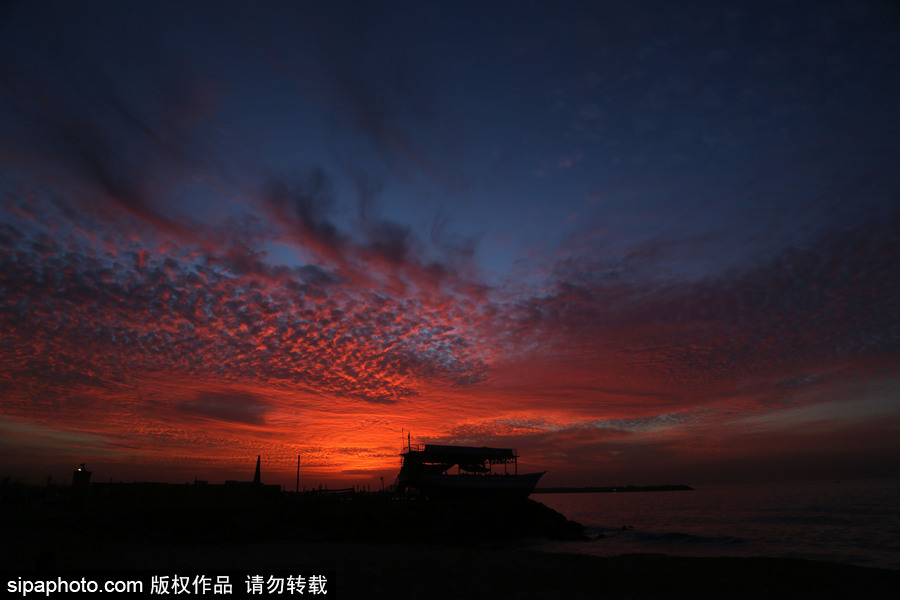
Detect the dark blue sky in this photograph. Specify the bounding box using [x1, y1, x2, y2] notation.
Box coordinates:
[1, 1, 898, 485]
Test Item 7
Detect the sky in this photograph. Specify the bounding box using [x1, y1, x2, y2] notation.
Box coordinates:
[1, 0, 899, 488]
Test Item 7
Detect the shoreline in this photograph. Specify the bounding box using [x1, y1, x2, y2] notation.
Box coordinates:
[3, 536, 898, 600]
[4, 494, 898, 598]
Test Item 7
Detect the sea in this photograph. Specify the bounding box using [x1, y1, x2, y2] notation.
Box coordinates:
[531, 478, 900, 570]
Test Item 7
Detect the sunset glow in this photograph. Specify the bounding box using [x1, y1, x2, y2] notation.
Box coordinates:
[2, 1, 898, 488]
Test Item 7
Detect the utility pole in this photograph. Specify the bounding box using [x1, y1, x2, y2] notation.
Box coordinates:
[296, 455, 300, 493]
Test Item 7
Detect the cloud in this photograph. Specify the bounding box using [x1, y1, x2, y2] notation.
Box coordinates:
[258, 167, 484, 300]
[499, 212, 900, 397]
[0, 220, 489, 406]
[0, 1, 219, 239]
[178, 390, 270, 425]
[1, 0, 897, 487]
[261, 169, 345, 261]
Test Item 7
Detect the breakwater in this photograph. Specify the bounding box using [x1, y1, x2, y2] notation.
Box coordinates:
[536, 484, 694, 493]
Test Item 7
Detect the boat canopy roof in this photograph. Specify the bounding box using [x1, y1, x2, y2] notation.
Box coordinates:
[418, 444, 517, 463]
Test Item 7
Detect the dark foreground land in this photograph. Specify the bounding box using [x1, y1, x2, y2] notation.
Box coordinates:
[3, 492, 898, 599]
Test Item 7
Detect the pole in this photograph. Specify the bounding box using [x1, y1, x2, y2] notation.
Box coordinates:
[296, 455, 300, 493]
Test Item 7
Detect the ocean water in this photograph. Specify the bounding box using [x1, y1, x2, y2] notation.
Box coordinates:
[532, 478, 900, 570]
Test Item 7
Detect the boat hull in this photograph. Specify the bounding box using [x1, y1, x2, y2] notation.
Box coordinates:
[411, 472, 545, 500]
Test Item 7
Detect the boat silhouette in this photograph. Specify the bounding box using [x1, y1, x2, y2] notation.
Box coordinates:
[397, 442, 545, 500]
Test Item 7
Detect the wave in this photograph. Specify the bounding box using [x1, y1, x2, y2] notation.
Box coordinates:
[590, 526, 744, 546]
[750, 514, 857, 527]
[634, 531, 745, 545]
